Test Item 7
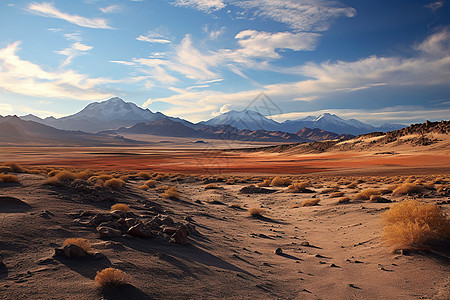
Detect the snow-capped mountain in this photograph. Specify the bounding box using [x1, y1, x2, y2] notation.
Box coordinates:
[200, 110, 281, 131]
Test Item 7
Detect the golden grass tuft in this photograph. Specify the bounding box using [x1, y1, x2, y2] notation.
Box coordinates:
[382, 199, 450, 250]
[48, 170, 59, 177]
[270, 177, 292, 187]
[0, 166, 12, 173]
[204, 183, 220, 190]
[329, 191, 345, 198]
[136, 172, 152, 180]
[104, 178, 125, 190]
[138, 185, 149, 191]
[301, 199, 321, 206]
[75, 170, 94, 180]
[287, 182, 309, 192]
[353, 188, 381, 200]
[3, 162, 24, 173]
[55, 171, 77, 181]
[0, 173, 20, 183]
[111, 203, 130, 212]
[248, 207, 265, 218]
[336, 196, 351, 204]
[63, 238, 92, 253]
[98, 174, 114, 181]
[257, 179, 271, 187]
[94, 268, 128, 287]
[161, 186, 180, 199]
[144, 180, 157, 188]
[392, 183, 424, 196]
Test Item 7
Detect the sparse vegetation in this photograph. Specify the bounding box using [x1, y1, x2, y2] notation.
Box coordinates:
[94, 268, 128, 287]
[204, 183, 220, 190]
[382, 199, 450, 250]
[257, 179, 271, 187]
[392, 183, 424, 196]
[111, 203, 130, 212]
[329, 191, 345, 198]
[145, 180, 157, 188]
[248, 207, 265, 218]
[104, 178, 125, 190]
[137, 172, 152, 180]
[63, 238, 92, 253]
[287, 182, 310, 192]
[138, 185, 149, 191]
[3, 162, 24, 173]
[301, 199, 321, 206]
[161, 186, 180, 199]
[0, 173, 20, 183]
[336, 196, 351, 204]
[353, 188, 381, 200]
[270, 177, 292, 187]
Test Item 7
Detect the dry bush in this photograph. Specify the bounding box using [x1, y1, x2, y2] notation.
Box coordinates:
[111, 203, 130, 212]
[144, 180, 157, 188]
[422, 182, 435, 190]
[136, 172, 151, 180]
[204, 183, 220, 190]
[104, 178, 125, 190]
[76, 170, 94, 180]
[320, 187, 339, 194]
[392, 183, 424, 196]
[98, 174, 114, 181]
[336, 196, 351, 204]
[226, 179, 235, 185]
[0, 173, 20, 183]
[353, 188, 381, 200]
[287, 182, 309, 192]
[0, 166, 12, 173]
[329, 191, 345, 198]
[248, 207, 265, 218]
[138, 185, 149, 191]
[257, 179, 271, 187]
[301, 199, 321, 206]
[153, 174, 165, 181]
[94, 268, 128, 287]
[156, 184, 171, 191]
[3, 162, 24, 173]
[382, 199, 450, 250]
[63, 238, 92, 253]
[48, 170, 59, 177]
[161, 186, 180, 199]
[55, 171, 77, 181]
[271, 177, 292, 187]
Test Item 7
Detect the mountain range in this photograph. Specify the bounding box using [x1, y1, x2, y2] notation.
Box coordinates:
[20, 97, 406, 136]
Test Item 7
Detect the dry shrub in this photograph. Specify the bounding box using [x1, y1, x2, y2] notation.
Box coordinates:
[161, 186, 180, 199]
[336, 196, 351, 204]
[422, 182, 435, 190]
[301, 199, 321, 206]
[145, 180, 157, 188]
[137, 172, 151, 180]
[76, 170, 94, 180]
[320, 187, 339, 194]
[111, 203, 130, 212]
[48, 170, 59, 177]
[63, 238, 92, 253]
[382, 199, 450, 250]
[3, 162, 24, 173]
[248, 207, 265, 218]
[138, 185, 149, 191]
[226, 179, 235, 185]
[329, 191, 345, 198]
[94, 268, 128, 287]
[98, 174, 114, 181]
[392, 183, 424, 196]
[0, 173, 20, 183]
[271, 177, 292, 187]
[55, 171, 77, 181]
[257, 179, 271, 187]
[0, 166, 12, 173]
[104, 178, 125, 190]
[204, 183, 220, 190]
[287, 182, 309, 192]
[154, 174, 165, 181]
[353, 188, 381, 200]
[156, 185, 171, 192]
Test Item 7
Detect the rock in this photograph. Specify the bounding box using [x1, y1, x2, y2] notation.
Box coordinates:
[110, 210, 126, 219]
[369, 195, 391, 203]
[300, 241, 310, 246]
[144, 219, 162, 230]
[125, 218, 139, 227]
[97, 226, 122, 238]
[240, 185, 277, 194]
[91, 241, 125, 250]
[185, 223, 199, 235]
[54, 244, 88, 258]
[160, 216, 174, 226]
[36, 257, 57, 265]
[170, 225, 189, 245]
[92, 213, 113, 226]
[127, 224, 154, 238]
[97, 221, 120, 229]
[275, 248, 283, 255]
[184, 216, 194, 222]
[163, 227, 178, 235]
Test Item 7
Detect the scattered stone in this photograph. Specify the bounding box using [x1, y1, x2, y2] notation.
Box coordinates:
[36, 258, 57, 265]
[240, 185, 277, 194]
[170, 225, 189, 245]
[394, 249, 410, 255]
[330, 263, 339, 268]
[125, 218, 139, 227]
[161, 216, 175, 226]
[300, 241, 310, 246]
[184, 216, 194, 222]
[91, 241, 125, 250]
[97, 226, 122, 238]
[54, 244, 88, 258]
[127, 224, 154, 238]
[275, 248, 283, 255]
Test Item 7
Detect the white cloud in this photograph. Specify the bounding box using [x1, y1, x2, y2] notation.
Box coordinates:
[56, 33, 93, 66]
[203, 25, 226, 39]
[0, 103, 13, 115]
[28, 2, 112, 29]
[174, 0, 226, 13]
[416, 28, 449, 56]
[425, 1, 444, 11]
[99, 4, 122, 14]
[0, 41, 113, 100]
[232, 0, 356, 31]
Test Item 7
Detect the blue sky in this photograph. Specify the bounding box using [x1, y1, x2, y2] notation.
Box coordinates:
[0, 0, 449, 125]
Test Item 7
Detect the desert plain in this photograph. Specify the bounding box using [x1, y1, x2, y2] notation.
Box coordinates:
[0, 127, 449, 300]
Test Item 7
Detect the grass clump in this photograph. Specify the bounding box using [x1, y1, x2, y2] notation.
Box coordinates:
[257, 179, 271, 187]
[353, 188, 381, 200]
[392, 183, 424, 196]
[287, 182, 309, 192]
[248, 207, 265, 218]
[145, 180, 157, 188]
[138, 185, 149, 191]
[44, 170, 77, 185]
[336, 196, 351, 204]
[271, 177, 292, 187]
[104, 178, 125, 190]
[136, 172, 152, 180]
[329, 191, 345, 198]
[3, 162, 24, 173]
[382, 199, 450, 250]
[111, 203, 130, 212]
[63, 238, 92, 253]
[0, 173, 20, 183]
[301, 199, 321, 206]
[94, 268, 128, 287]
[161, 186, 180, 199]
[204, 183, 220, 190]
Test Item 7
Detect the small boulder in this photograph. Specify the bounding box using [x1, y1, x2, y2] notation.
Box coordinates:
[127, 224, 154, 239]
[275, 248, 283, 255]
[54, 244, 88, 258]
[170, 225, 189, 245]
[97, 226, 122, 238]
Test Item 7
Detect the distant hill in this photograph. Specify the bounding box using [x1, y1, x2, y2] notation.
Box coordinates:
[0, 115, 141, 146]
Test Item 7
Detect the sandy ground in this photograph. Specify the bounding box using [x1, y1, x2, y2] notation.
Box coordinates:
[0, 171, 449, 300]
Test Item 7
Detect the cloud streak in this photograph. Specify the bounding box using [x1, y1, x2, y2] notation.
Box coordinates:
[28, 2, 112, 29]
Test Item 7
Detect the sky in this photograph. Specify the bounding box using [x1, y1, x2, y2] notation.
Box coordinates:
[0, 0, 449, 125]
